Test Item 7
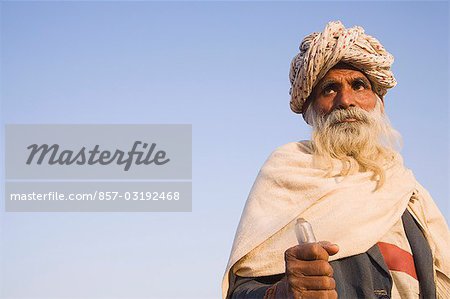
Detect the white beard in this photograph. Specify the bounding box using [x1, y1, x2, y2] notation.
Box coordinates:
[305, 97, 402, 188]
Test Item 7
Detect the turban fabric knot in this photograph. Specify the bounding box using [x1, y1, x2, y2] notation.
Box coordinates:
[289, 20, 397, 114]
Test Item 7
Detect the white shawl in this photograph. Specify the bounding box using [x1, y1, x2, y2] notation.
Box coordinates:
[222, 141, 450, 298]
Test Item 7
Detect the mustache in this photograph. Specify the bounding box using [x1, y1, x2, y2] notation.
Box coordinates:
[325, 107, 370, 125]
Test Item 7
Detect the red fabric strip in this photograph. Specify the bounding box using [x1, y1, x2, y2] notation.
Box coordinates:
[377, 242, 418, 280]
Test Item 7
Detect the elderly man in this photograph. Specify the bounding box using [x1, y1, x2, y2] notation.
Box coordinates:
[223, 21, 450, 299]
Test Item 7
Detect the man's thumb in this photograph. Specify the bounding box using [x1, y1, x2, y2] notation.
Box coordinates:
[318, 241, 339, 256]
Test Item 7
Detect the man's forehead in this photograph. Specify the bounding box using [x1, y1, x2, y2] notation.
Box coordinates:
[322, 63, 369, 81]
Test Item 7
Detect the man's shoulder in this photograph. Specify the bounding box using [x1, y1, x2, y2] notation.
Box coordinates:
[270, 140, 313, 157]
[260, 140, 313, 169]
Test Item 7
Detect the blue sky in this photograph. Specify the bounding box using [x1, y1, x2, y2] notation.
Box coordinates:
[1, 1, 448, 298]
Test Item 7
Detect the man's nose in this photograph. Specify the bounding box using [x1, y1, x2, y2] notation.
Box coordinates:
[334, 88, 356, 109]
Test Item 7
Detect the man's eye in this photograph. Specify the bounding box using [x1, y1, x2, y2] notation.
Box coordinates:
[323, 86, 336, 95]
[353, 80, 367, 90]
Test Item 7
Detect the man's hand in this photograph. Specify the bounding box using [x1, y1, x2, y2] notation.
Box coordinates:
[266, 241, 339, 299]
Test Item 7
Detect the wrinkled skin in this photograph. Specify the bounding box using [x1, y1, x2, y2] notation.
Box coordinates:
[269, 242, 339, 299]
[302, 63, 379, 124]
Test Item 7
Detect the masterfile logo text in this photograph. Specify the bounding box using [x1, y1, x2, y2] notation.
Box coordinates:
[4, 124, 192, 212]
[26, 141, 170, 171]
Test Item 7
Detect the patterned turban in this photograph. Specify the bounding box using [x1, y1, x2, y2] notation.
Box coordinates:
[289, 20, 397, 114]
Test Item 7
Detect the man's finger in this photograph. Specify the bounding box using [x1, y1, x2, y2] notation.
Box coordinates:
[285, 243, 333, 261]
[288, 275, 336, 290]
[287, 259, 334, 277]
[291, 289, 338, 299]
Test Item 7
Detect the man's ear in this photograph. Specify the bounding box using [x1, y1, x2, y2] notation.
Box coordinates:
[302, 111, 310, 125]
[302, 103, 315, 126]
[377, 95, 385, 113]
[302, 97, 313, 125]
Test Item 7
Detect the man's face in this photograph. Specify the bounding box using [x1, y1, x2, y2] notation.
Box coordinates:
[304, 65, 378, 120]
[302, 63, 401, 185]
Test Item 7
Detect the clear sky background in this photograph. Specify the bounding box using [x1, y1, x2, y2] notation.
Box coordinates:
[0, 1, 448, 298]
